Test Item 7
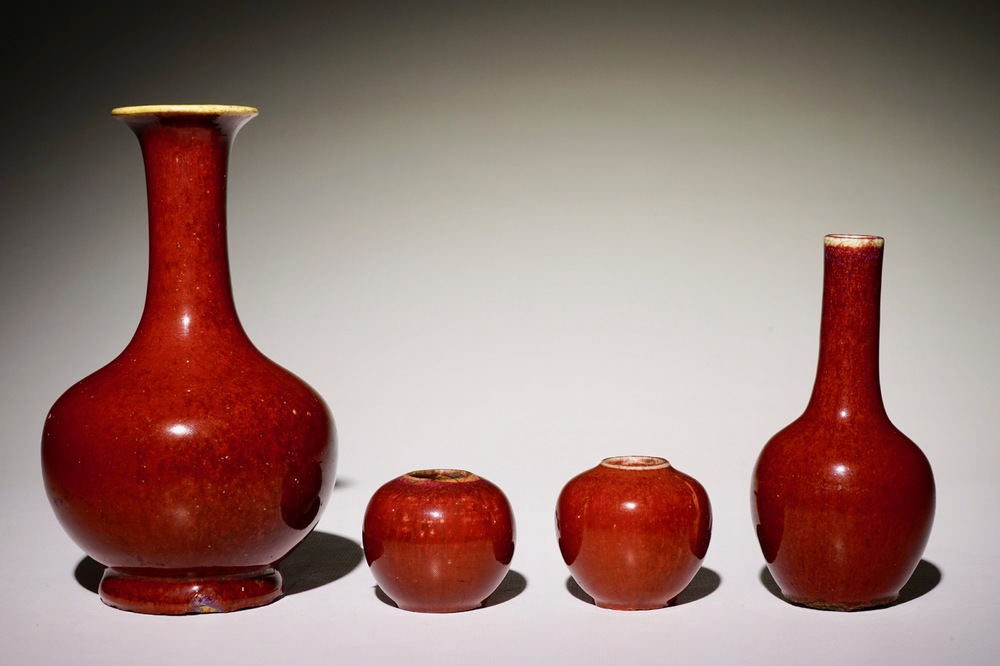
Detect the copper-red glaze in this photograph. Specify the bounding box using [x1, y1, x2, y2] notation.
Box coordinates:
[41, 105, 336, 614]
[752, 234, 935, 611]
[362, 470, 515, 613]
[556, 456, 712, 610]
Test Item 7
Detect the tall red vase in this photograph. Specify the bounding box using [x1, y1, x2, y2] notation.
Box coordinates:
[41, 105, 337, 614]
[751, 234, 935, 611]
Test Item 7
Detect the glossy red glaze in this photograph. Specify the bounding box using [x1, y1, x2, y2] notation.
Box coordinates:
[556, 456, 712, 610]
[41, 105, 337, 614]
[362, 469, 515, 613]
[752, 234, 935, 611]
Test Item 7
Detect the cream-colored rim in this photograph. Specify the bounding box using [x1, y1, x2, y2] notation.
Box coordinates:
[600, 456, 670, 470]
[112, 104, 258, 116]
[405, 469, 479, 483]
[824, 234, 884, 248]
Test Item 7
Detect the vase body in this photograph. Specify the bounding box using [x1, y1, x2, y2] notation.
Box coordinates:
[751, 234, 934, 611]
[362, 469, 515, 613]
[41, 105, 337, 614]
[556, 456, 712, 610]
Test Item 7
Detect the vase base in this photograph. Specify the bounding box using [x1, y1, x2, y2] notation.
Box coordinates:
[396, 602, 483, 613]
[99, 567, 282, 614]
[785, 594, 898, 612]
[594, 603, 668, 611]
[593, 596, 677, 611]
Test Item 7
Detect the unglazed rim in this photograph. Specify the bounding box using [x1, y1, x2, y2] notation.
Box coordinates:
[111, 104, 258, 117]
[404, 469, 479, 483]
[599, 456, 671, 470]
[824, 234, 884, 248]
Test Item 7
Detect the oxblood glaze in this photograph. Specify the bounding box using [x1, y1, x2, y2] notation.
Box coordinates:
[556, 456, 712, 610]
[41, 105, 336, 614]
[752, 234, 935, 611]
[362, 470, 515, 613]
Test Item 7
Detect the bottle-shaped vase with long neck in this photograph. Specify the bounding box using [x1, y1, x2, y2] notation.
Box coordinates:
[42, 105, 337, 614]
[751, 234, 934, 610]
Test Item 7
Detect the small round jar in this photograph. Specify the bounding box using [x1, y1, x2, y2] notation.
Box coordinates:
[556, 456, 712, 610]
[362, 469, 516, 613]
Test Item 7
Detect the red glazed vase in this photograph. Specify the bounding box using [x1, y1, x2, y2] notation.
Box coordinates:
[751, 234, 935, 611]
[362, 469, 515, 613]
[556, 456, 712, 610]
[41, 105, 337, 614]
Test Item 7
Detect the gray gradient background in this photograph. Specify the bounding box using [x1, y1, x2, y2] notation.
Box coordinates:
[3, 1, 998, 663]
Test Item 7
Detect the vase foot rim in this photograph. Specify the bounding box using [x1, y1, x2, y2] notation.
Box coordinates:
[593, 595, 678, 611]
[784, 594, 899, 611]
[99, 567, 282, 615]
[594, 602, 670, 611]
[394, 602, 484, 613]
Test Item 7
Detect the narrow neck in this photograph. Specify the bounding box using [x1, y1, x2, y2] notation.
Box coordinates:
[806, 235, 887, 420]
[116, 107, 256, 345]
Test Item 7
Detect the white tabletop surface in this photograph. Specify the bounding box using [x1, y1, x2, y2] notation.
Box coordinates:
[3, 2, 998, 663]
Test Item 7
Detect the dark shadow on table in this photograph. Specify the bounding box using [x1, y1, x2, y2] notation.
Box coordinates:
[374, 569, 527, 611]
[279, 530, 364, 595]
[565, 566, 721, 607]
[332, 476, 354, 491]
[74, 530, 363, 597]
[758, 559, 942, 610]
[482, 569, 528, 607]
[74, 556, 104, 594]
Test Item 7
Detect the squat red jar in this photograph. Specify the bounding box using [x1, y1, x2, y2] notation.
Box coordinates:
[362, 469, 516, 613]
[556, 456, 712, 610]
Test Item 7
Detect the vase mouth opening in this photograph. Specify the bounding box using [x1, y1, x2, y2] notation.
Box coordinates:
[404, 469, 479, 483]
[600, 456, 671, 470]
[111, 104, 259, 118]
[824, 234, 884, 248]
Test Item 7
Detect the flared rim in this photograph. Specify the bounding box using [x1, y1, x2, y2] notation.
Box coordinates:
[600, 456, 671, 470]
[824, 234, 884, 248]
[112, 104, 258, 117]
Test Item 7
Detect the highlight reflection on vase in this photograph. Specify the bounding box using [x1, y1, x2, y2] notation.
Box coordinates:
[42, 105, 337, 615]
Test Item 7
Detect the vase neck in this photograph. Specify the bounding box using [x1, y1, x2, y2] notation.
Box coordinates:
[116, 108, 256, 346]
[806, 235, 887, 421]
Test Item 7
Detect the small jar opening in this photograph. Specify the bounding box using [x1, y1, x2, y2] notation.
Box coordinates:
[405, 469, 478, 483]
[600, 456, 670, 470]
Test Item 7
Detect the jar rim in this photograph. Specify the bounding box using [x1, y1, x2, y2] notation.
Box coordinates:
[600, 456, 671, 470]
[404, 469, 479, 483]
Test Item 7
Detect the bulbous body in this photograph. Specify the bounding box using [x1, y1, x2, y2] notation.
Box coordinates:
[556, 456, 712, 610]
[752, 234, 934, 611]
[41, 105, 336, 614]
[362, 470, 515, 613]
